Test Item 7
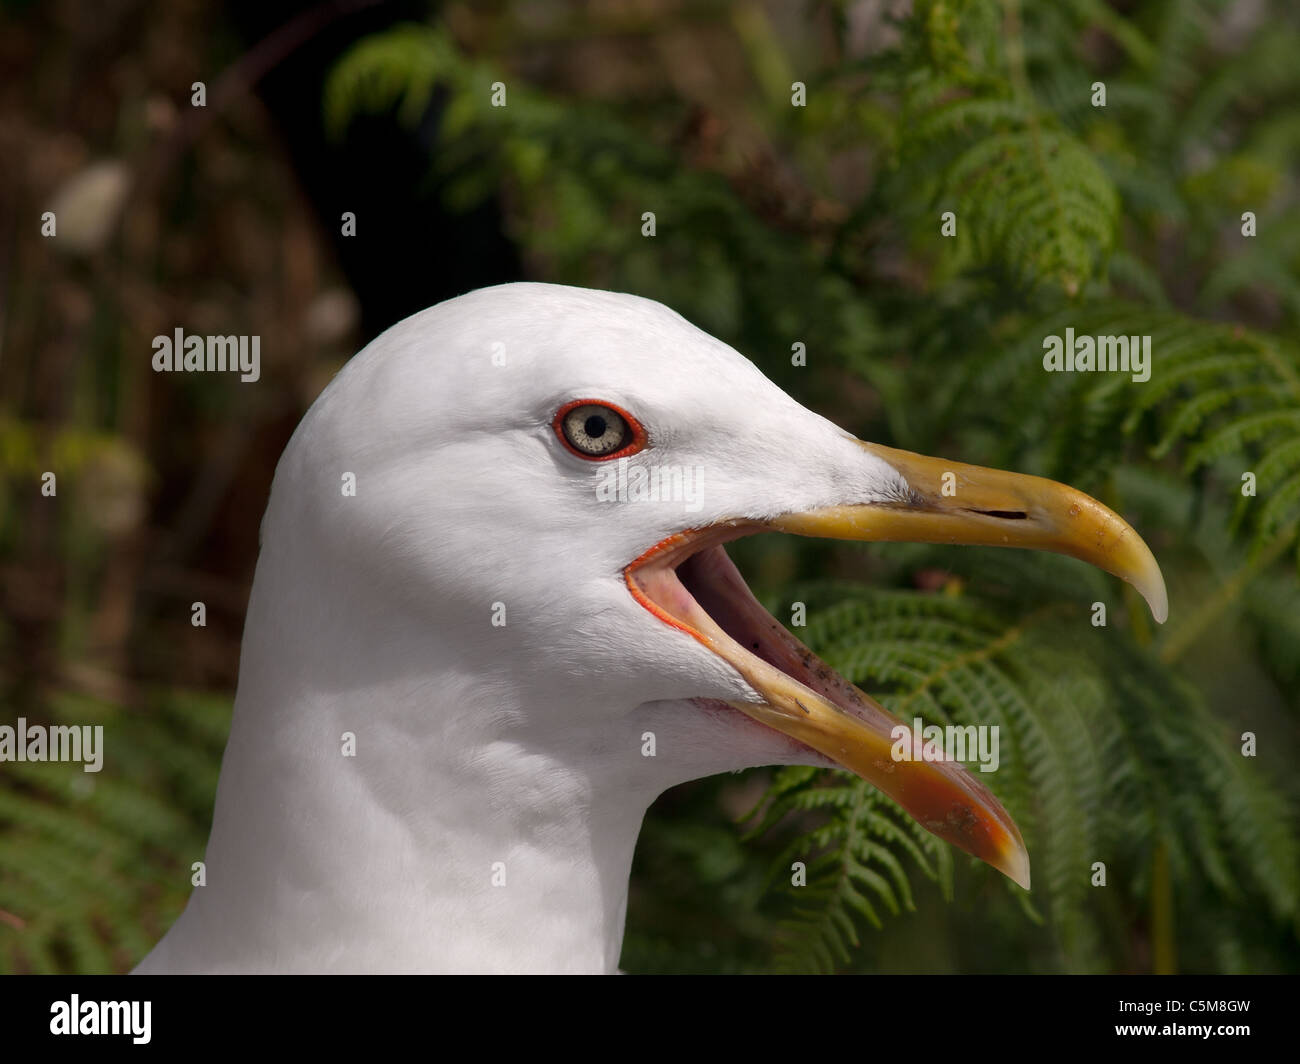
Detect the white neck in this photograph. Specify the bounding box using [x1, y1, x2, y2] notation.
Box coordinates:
[138, 635, 668, 970]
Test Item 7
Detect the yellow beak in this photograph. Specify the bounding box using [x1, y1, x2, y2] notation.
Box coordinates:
[771, 442, 1168, 624]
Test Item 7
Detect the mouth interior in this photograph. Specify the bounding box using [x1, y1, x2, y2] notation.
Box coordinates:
[631, 535, 896, 734]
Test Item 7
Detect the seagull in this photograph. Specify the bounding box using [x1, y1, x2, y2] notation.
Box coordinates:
[135, 283, 1166, 974]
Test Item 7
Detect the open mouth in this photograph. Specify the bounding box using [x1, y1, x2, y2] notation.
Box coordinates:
[625, 521, 1032, 890]
[621, 440, 1168, 890]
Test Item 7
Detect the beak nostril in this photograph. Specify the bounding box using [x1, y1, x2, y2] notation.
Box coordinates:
[970, 509, 1029, 520]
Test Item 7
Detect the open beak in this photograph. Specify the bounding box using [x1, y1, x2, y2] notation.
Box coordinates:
[627, 441, 1167, 891]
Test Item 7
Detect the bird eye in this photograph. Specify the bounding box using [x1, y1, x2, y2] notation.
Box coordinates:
[553, 400, 646, 460]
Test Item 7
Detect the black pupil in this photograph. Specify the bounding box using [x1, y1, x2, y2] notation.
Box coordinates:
[584, 414, 608, 439]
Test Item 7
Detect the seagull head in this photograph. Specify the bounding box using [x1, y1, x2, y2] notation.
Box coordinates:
[265, 282, 1166, 893]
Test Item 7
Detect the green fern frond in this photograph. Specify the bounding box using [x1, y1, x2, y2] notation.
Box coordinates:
[746, 767, 953, 972]
[0, 690, 228, 973]
[747, 582, 1296, 972]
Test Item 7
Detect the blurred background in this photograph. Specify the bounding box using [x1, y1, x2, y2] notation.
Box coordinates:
[2, 0, 1298, 973]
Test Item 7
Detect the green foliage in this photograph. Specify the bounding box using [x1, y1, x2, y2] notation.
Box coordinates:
[324, 22, 868, 396]
[0, 691, 226, 973]
[742, 582, 1295, 972]
[745, 762, 955, 972]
